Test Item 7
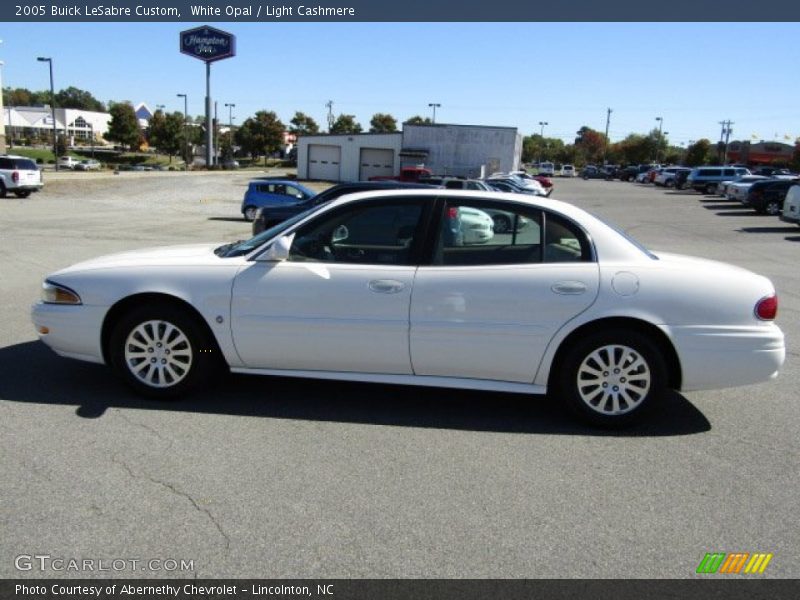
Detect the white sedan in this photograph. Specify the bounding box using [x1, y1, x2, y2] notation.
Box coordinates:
[31, 190, 785, 427]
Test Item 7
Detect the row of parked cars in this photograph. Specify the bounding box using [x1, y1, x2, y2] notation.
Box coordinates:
[616, 161, 800, 225]
[241, 172, 556, 236]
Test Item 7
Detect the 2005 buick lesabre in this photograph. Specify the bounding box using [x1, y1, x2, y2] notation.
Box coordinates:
[31, 190, 785, 426]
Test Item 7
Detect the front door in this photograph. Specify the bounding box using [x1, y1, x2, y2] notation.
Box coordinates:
[230, 198, 428, 374]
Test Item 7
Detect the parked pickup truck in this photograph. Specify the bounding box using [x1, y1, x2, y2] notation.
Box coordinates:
[369, 165, 432, 182]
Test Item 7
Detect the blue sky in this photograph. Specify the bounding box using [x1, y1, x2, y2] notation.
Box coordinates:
[2, 22, 799, 146]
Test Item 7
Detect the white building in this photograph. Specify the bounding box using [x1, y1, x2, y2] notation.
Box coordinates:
[296, 123, 522, 182]
[3, 106, 111, 145]
[297, 132, 403, 181]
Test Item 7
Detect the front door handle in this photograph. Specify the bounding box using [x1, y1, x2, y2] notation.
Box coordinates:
[551, 281, 587, 295]
[368, 279, 406, 294]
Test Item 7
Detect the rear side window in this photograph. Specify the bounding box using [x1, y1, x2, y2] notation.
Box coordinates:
[12, 159, 38, 170]
[0, 158, 12, 169]
[431, 200, 593, 266]
[700, 169, 721, 177]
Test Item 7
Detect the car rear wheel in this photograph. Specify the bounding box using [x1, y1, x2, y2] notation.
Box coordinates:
[243, 206, 258, 221]
[665, 179, 675, 188]
[704, 184, 716, 194]
[110, 303, 217, 398]
[0, 183, 6, 198]
[557, 330, 666, 427]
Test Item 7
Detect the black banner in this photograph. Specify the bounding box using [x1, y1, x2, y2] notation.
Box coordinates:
[4, 0, 800, 22]
[2, 580, 799, 600]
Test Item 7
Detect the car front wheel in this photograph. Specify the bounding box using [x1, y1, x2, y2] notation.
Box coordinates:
[243, 206, 258, 221]
[557, 330, 666, 427]
[110, 303, 217, 398]
[763, 200, 781, 216]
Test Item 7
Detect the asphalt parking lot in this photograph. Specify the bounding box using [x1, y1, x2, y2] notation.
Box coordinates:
[1, 173, 798, 579]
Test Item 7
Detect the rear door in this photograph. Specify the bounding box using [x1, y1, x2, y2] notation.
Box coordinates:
[410, 198, 599, 383]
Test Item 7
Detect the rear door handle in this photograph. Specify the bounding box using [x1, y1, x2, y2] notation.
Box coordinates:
[551, 281, 587, 295]
[368, 279, 406, 294]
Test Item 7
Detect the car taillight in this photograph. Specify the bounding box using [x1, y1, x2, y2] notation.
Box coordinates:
[448, 207, 459, 219]
[755, 294, 778, 320]
[12, 171, 19, 183]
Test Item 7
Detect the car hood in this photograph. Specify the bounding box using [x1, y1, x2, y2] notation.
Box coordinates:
[50, 243, 228, 276]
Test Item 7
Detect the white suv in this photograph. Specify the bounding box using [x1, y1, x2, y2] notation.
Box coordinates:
[781, 184, 800, 226]
[0, 155, 44, 198]
[58, 156, 81, 170]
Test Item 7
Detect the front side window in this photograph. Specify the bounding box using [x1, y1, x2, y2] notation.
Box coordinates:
[288, 200, 424, 266]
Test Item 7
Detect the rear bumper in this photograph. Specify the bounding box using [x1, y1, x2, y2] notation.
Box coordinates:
[11, 184, 44, 192]
[780, 213, 799, 225]
[664, 323, 785, 392]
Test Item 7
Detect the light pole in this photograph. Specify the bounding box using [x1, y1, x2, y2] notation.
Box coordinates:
[224, 102, 235, 130]
[654, 116, 663, 162]
[0, 58, 6, 153]
[37, 57, 57, 170]
[538, 121, 548, 164]
[177, 93, 188, 167]
[428, 103, 440, 124]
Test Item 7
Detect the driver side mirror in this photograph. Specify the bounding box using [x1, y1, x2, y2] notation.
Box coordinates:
[257, 233, 295, 262]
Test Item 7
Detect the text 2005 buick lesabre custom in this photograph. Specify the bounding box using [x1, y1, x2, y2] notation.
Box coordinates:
[32, 190, 785, 426]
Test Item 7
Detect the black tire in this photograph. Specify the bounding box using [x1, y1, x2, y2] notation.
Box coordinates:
[109, 303, 218, 398]
[0, 183, 6, 198]
[665, 179, 675, 188]
[14, 190, 31, 198]
[764, 200, 781, 216]
[704, 184, 716, 195]
[492, 214, 511, 234]
[556, 330, 667, 428]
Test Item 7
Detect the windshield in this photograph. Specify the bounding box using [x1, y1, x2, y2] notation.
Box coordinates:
[215, 206, 319, 258]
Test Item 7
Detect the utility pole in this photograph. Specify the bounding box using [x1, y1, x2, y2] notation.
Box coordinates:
[603, 108, 612, 164]
[718, 120, 734, 164]
[325, 100, 334, 132]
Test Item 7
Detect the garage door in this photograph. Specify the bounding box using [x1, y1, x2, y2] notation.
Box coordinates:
[359, 148, 395, 181]
[308, 144, 341, 181]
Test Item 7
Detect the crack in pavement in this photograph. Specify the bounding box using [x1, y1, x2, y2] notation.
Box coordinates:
[117, 412, 175, 453]
[111, 453, 231, 551]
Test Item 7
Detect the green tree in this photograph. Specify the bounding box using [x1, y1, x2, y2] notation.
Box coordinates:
[54, 86, 105, 112]
[148, 110, 185, 162]
[104, 102, 140, 150]
[289, 111, 320, 135]
[685, 139, 713, 167]
[404, 115, 433, 125]
[235, 110, 285, 166]
[330, 114, 362, 134]
[369, 113, 398, 133]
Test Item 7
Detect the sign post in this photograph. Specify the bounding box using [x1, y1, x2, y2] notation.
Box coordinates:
[180, 26, 236, 167]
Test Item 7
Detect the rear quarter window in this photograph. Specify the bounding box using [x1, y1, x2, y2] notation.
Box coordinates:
[13, 159, 38, 170]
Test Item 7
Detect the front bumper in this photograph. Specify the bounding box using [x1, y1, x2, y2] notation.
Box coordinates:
[31, 302, 107, 364]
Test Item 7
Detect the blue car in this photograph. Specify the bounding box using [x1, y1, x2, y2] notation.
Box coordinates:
[241, 179, 317, 221]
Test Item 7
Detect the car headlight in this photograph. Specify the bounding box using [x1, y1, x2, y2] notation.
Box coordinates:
[41, 281, 82, 305]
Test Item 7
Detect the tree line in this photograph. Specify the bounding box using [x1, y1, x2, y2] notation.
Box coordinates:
[6, 85, 753, 167]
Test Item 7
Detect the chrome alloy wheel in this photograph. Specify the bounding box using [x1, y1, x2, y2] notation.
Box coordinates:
[576, 344, 651, 415]
[124, 320, 193, 388]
